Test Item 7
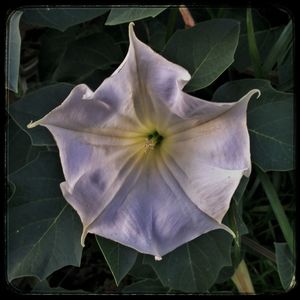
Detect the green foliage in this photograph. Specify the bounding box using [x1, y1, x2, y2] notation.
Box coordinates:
[163, 19, 240, 92]
[6, 11, 22, 93]
[105, 7, 168, 25]
[213, 79, 294, 171]
[8, 152, 82, 281]
[21, 8, 109, 31]
[95, 237, 138, 285]
[274, 243, 295, 291]
[143, 230, 233, 292]
[9, 83, 74, 146]
[6, 6, 294, 294]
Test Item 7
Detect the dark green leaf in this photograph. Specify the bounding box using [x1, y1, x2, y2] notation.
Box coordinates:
[6, 11, 23, 93]
[105, 7, 168, 25]
[274, 243, 295, 291]
[53, 32, 122, 82]
[21, 8, 109, 31]
[143, 230, 233, 292]
[38, 27, 79, 81]
[122, 279, 168, 293]
[7, 118, 45, 175]
[95, 237, 138, 285]
[8, 151, 82, 281]
[128, 254, 157, 280]
[163, 19, 240, 92]
[213, 79, 294, 171]
[233, 27, 283, 73]
[9, 83, 74, 146]
[278, 45, 293, 92]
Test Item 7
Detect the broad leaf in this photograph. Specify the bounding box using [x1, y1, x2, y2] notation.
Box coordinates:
[38, 27, 78, 81]
[274, 243, 295, 291]
[278, 45, 293, 92]
[233, 27, 283, 73]
[95, 237, 138, 285]
[7, 118, 44, 175]
[213, 79, 294, 171]
[143, 230, 233, 292]
[122, 279, 168, 293]
[105, 7, 168, 25]
[53, 32, 122, 82]
[21, 8, 109, 31]
[163, 19, 240, 92]
[6, 10, 23, 93]
[128, 255, 157, 280]
[8, 151, 82, 281]
[9, 83, 74, 146]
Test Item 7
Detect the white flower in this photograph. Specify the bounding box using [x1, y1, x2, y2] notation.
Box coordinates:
[28, 23, 260, 259]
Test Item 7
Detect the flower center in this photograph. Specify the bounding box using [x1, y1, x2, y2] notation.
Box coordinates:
[144, 130, 164, 153]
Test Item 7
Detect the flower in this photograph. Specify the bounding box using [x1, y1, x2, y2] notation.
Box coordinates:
[27, 22, 260, 259]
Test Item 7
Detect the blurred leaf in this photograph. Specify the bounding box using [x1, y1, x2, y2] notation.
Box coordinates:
[213, 79, 294, 171]
[53, 32, 122, 82]
[274, 243, 295, 291]
[246, 8, 263, 78]
[105, 7, 168, 25]
[38, 27, 79, 81]
[143, 230, 233, 292]
[148, 20, 167, 52]
[7, 118, 45, 174]
[256, 167, 294, 255]
[163, 19, 240, 92]
[128, 254, 157, 280]
[8, 151, 82, 281]
[21, 8, 109, 31]
[32, 279, 89, 294]
[262, 20, 292, 74]
[278, 45, 293, 92]
[6, 10, 23, 93]
[122, 279, 168, 293]
[9, 83, 74, 146]
[95, 237, 138, 286]
[233, 27, 283, 73]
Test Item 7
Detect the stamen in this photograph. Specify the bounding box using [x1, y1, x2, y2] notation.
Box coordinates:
[143, 130, 164, 154]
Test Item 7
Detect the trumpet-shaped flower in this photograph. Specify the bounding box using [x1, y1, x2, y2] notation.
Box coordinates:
[28, 23, 260, 259]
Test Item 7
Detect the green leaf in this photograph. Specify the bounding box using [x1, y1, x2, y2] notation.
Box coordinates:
[105, 7, 168, 25]
[274, 243, 295, 291]
[143, 230, 233, 292]
[278, 44, 293, 92]
[6, 10, 23, 93]
[21, 8, 109, 31]
[53, 32, 122, 82]
[38, 27, 79, 81]
[9, 83, 74, 146]
[128, 254, 157, 280]
[122, 279, 168, 293]
[162, 19, 240, 92]
[233, 27, 283, 73]
[246, 8, 263, 78]
[256, 167, 294, 255]
[8, 151, 82, 281]
[95, 237, 138, 285]
[213, 79, 294, 171]
[7, 118, 45, 175]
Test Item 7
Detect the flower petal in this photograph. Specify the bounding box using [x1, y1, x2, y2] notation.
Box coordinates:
[85, 152, 228, 257]
[163, 90, 261, 223]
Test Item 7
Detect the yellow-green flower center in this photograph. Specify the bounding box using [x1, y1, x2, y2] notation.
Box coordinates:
[144, 130, 164, 153]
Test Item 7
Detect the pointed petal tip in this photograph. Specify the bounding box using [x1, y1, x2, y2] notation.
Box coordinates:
[80, 226, 88, 247]
[154, 255, 162, 261]
[27, 120, 40, 129]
